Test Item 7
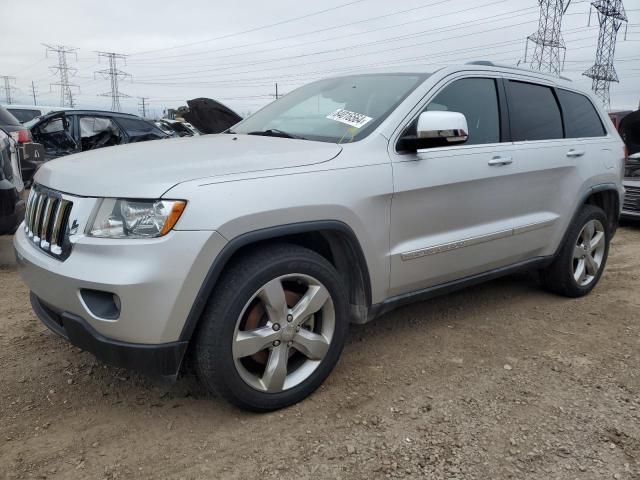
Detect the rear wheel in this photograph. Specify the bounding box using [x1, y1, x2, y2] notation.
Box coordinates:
[194, 244, 348, 411]
[542, 204, 610, 297]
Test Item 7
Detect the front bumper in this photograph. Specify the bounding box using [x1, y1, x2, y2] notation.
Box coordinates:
[31, 293, 187, 376]
[14, 226, 227, 344]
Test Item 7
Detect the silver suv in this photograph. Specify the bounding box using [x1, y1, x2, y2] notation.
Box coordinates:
[14, 63, 625, 411]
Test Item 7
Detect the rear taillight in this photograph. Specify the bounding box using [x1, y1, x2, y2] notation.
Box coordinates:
[9, 129, 32, 144]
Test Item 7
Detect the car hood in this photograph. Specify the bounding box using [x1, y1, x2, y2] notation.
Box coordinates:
[34, 134, 342, 198]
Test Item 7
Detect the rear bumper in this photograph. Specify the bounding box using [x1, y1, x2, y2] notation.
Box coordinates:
[31, 293, 188, 377]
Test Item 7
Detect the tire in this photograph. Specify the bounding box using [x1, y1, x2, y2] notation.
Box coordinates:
[542, 204, 610, 298]
[194, 243, 349, 411]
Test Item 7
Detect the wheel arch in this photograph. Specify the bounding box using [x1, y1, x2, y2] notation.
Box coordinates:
[179, 220, 372, 342]
[554, 183, 621, 259]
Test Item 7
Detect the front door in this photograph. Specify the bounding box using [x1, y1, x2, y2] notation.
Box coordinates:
[389, 76, 546, 297]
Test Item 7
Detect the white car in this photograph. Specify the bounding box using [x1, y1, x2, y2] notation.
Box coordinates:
[15, 62, 625, 411]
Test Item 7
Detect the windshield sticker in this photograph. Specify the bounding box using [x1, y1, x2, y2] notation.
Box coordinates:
[326, 109, 373, 129]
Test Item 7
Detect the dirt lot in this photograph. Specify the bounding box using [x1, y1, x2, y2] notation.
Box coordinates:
[1, 226, 640, 480]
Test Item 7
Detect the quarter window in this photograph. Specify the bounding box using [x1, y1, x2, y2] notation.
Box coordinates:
[507, 81, 563, 141]
[557, 89, 606, 138]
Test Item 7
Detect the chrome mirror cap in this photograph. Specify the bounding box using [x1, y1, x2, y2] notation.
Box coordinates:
[417, 111, 469, 144]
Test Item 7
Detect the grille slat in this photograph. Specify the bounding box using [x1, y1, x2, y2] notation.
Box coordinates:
[24, 186, 74, 259]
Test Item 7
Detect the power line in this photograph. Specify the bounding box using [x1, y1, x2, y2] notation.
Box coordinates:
[129, 0, 367, 56]
[1, 76, 16, 104]
[583, 0, 629, 108]
[95, 52, 131, 112]
[43, 44, 79, 107]
[525, 1, 573, 75]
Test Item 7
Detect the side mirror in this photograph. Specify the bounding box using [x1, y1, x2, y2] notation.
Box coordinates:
[398, 111, 469, 152]
[417, 111, 469, 147]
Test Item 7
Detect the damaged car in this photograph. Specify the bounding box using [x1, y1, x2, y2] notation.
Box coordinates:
[620, 109, 640, 219]
[29, 110, 169, 160]
[0, 128, 25, 235]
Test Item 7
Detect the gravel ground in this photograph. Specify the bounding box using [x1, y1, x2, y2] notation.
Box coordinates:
[1, 225, 639, 480]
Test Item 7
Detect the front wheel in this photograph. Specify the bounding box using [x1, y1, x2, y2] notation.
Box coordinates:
[194, 244, 349, 411]
[542, 204, 610, 297]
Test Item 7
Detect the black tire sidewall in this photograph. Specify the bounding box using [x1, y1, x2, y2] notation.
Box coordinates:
[196, 246, 349, 411]
[559, 205, 610, 296]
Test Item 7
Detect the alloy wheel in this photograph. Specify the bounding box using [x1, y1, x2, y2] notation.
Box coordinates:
[232, 274, 335, 393]
[573, 219, 606, 287]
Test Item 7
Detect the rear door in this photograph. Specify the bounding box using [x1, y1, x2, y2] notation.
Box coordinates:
[113, 116, 167, 143]
[503, 79, 589, 256]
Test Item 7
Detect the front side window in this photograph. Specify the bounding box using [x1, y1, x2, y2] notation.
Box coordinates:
[424, 78, 500, 145]
[232, 74, 427, 144]
[557, 89, 606, 138]
[507, 80, 563, 141]
[398, 78, 501, 150]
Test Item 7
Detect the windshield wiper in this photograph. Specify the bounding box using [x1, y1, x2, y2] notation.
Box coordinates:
[247, 129, 307, 140]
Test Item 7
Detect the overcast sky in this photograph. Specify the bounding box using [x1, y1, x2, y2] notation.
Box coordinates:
[1, 0, 639, 117]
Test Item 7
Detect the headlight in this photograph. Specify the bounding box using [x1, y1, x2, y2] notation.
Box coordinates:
[88, 199, 186, 238]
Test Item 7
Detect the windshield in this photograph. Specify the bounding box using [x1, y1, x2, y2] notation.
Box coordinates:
[232, 74, 427, 144]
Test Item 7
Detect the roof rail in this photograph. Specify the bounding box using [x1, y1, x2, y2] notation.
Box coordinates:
[464, 60, 572, 82]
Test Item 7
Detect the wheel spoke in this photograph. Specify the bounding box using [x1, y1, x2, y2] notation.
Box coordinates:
[292, 329, 330, 361]
[234, 326, 279, 359]
[291, 285, 330, 324]
[574, 259, 586, 284]
[574, 245, 584, 259]
[582, 221, 595, 244]
[590, 231, 605, 252]
[584, 254, 599, 276]
[259, 278, 288, 324]
[261, 345, 289, 392]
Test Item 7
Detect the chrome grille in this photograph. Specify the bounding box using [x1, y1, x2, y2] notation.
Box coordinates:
[24, 186, 73, 259]
[623, 185, 640, 214]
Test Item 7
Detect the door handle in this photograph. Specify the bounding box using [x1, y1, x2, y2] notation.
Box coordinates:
[488, 156, 513, 166]
[566, 149, 585, 158]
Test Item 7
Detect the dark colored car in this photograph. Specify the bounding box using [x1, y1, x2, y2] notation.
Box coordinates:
[618, 110, 640, 219]
[0, 128, 25, 235]
[29, 110, 169, 160]
[0, 106, 45, 185]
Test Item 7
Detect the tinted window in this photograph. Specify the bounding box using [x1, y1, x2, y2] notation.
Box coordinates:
[425, 78, 500, 145]
[507, 81, 563, 141]
[7, 108, 41, 123]
[0, 106, 21, 126]
[116, 117, 156, 132]
[557, 89, 606, 138]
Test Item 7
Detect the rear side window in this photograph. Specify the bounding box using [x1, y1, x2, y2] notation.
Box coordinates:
[507, 81, 563, 141]
[0, 106, 21, 126]
[557, 89, 606, 138]
[7, 108, 41, 123]
[116, 117, 156, 132]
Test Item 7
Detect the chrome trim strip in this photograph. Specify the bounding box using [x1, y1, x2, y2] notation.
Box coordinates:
[513, 219, 556, 235]
[401, 228, 512, 261]
[401, 219, 556, 261]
